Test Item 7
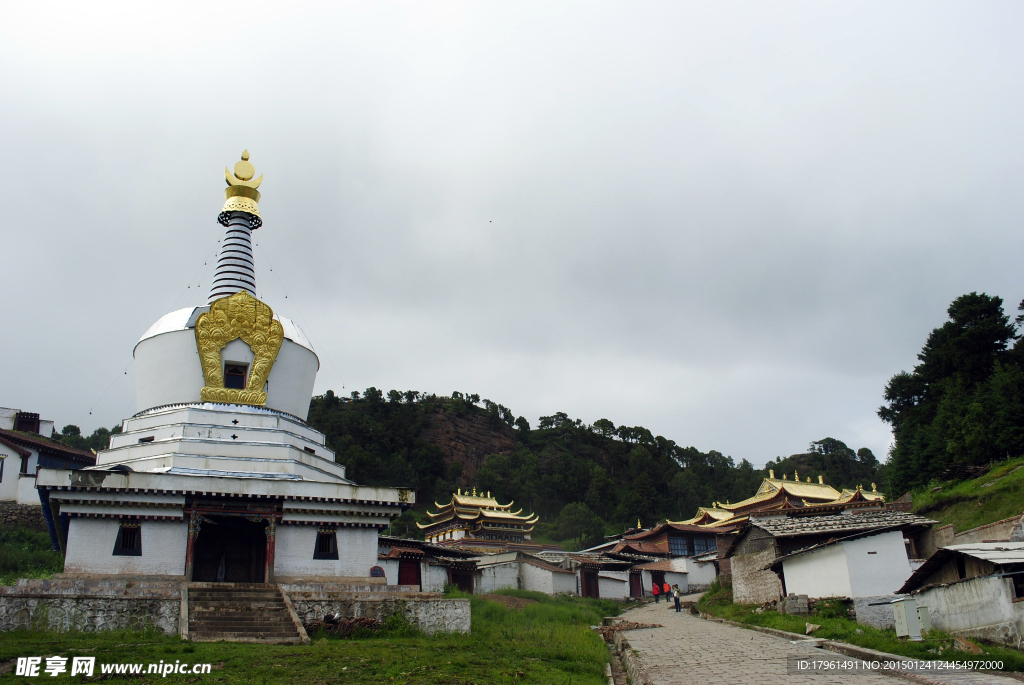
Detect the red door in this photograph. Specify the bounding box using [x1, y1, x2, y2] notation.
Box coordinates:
[581, 570, 600, 598]
[629, 572, 643, 598]
[398, 559, 421, 588]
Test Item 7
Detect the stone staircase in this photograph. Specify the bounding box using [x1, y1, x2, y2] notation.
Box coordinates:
[187, 583, 303, 643]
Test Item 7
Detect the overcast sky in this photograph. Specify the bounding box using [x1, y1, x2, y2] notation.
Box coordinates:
[2, 1, 1022, 467]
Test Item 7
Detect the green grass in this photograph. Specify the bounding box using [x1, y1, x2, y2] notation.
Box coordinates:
[0, 587, 616, 683]
[0, 526, 62, 586]
[911, 457, 1024, 531]
[697, 582, 1024, 671]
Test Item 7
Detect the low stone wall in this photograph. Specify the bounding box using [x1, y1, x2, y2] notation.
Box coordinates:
[853, 595, 899, 629]
[0, 579, 181, 635]
[282, 583, 470, 635]
[0, 501, 47, 530]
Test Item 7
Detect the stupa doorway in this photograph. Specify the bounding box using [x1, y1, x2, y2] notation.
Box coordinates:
[191, 516, 267, 583]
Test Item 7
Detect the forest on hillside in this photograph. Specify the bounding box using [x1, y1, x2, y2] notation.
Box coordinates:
[880, 292, 1024, 493]
[306, 389, 884, 544]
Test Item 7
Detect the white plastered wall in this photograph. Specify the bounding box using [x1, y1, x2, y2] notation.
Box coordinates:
[134, 330, 205, 412]
[64, 518, 187, 575]
[475, 563, 520, 593]
[845, 531, 913, 597]
[16, 474, 38, 505]
[521, 562, 554, 594]
[424, 563, 448, 592]
[684, 558, 718, 589]
[0, 447, 19, 502]
[275, 525, 378, 578]
[552, 569, 578, 594]
[782, 540, 852, 598]
[598, 575, 628, 600]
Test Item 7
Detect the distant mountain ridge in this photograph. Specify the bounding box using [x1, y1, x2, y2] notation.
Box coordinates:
[304, 388, 887, 543]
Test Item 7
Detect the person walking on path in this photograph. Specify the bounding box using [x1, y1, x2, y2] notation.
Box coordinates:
[662, 581, 670, 604]
[652, 582, 660, 603]
[672, 584, 681, 612]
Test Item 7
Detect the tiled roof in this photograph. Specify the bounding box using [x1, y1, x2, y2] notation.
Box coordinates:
[0, 436, 31, 458]
[0, 429, 95, 464]
[752, 510, 935, 538]
[612, 541, 665, 555]
[625, 522, 711, 540]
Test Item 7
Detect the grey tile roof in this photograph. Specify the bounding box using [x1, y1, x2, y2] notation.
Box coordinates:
[752, 510, 936, 538]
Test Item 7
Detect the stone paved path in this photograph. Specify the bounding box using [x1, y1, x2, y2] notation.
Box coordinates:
[616, 601, 1022, 685]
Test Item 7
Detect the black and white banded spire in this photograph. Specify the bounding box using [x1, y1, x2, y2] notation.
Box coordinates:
[209, 215, 257, 302]
[210, 150, 264, 303]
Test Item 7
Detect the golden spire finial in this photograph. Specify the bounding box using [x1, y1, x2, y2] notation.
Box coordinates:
[219, 149, 263, 229]
[769, 469, 775, 479]
[872, 483, 877, 493]
[472, 487, 477, 496]
[637, 518, 641, 530]
[818, 475, 824, 484]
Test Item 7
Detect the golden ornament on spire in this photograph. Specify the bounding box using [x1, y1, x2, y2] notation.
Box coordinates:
[219, 149, 263, 229]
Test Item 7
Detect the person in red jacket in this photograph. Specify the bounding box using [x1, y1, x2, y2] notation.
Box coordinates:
[662, 581, 670, 606]
[652, 582, 660, 603]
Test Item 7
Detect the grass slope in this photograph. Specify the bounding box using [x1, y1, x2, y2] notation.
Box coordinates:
[0, 589, 617, 684]
[0, 527, 62, 586]
[911, 457, 1024, 532]
[697, 582, 1024, 671]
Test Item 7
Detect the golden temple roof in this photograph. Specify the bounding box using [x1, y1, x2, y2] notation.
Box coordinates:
[418, 489, 538, 529]
[669, 473, 884, 530]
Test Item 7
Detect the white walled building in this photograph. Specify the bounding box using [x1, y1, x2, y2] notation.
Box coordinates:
[777, 530, 914, 598]
[474, 552, 577, 595]
[36, 152, 413, 584]
[1, 427, 94, 507]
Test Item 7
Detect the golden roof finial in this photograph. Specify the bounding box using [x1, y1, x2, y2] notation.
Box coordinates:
[794, 470, 799, 481]
[457, 488, 461, 496]
[872, 483, 877, 493]
[818, 475, 824, 484]
[806, 477, 811, 483]
[487, 491, 491, 498]
[637, 518, 641, 530]
[769, 469, 775, 479]
[219, 149, 263, 229]
[472, 487, 477, 496]
[782, 474, 787, 480]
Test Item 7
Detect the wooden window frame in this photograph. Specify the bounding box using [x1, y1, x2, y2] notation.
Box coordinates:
[113, 522, 142, 556]
[313, 529, 339, 560]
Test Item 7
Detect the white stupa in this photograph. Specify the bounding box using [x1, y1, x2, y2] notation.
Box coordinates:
[37, 152, 413, 584]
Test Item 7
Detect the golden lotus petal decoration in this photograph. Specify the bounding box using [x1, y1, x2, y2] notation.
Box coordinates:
[195, 290, 284, 406]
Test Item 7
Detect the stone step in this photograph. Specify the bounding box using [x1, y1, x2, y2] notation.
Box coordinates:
[191, 633, 302, 644]
[190, 601, 285, 609]
[191, 622, 296, 634]
[185, 585, 300, 643]
[188, 589, 282, 593]
[190, 618, 294, 626]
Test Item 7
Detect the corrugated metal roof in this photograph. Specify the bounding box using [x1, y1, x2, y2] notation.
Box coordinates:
[942, 542, 1024, 564]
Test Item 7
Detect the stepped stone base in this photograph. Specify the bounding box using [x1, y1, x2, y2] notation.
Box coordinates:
[0, 577, 471, 639]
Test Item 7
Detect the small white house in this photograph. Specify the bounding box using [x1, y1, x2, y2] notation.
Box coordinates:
[475, 552, 577, 595]
[776, 530, 913, 598]
[0, 427, 95, 506]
